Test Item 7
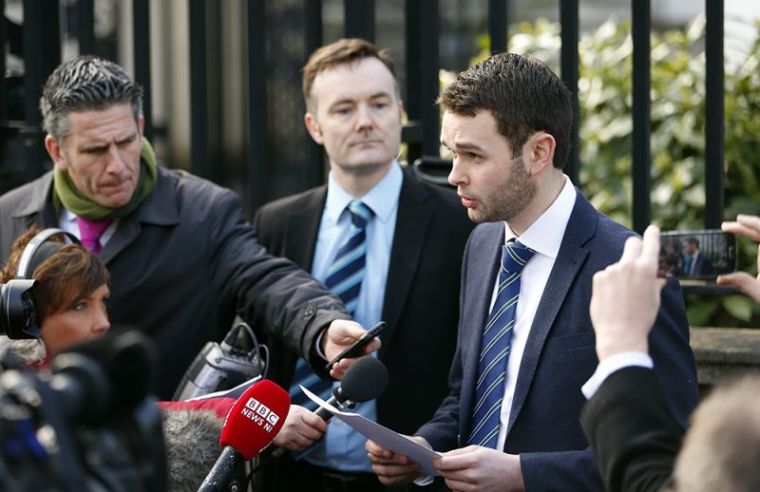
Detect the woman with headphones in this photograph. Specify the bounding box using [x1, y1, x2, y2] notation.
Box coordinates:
[0, 226, 243, 490]
[0, 225, 110, 365]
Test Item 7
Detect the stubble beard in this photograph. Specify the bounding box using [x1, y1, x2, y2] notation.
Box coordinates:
[473, 158, 536, 224]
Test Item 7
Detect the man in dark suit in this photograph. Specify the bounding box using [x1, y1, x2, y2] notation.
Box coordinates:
[681, 237, 713, 276]
[582, 218, 760, 492]
[252, 39, 472, 491]
[367, 52, 698, 491]
[0, 56, 375, 399]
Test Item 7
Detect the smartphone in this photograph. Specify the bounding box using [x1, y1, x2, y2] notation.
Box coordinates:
[658, 230, 737, 280]
[324, 321, 386, 371]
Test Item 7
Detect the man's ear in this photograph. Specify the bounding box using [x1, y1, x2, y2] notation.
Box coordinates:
[304, 112, 324, 145]
[526, 132, 556, 176]
[138, 114, 145, 136]
[44, 135, 67, 171]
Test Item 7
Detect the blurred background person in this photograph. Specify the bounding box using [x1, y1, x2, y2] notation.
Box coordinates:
[681, 237, 713, 276]
[659, 237, 683, 277]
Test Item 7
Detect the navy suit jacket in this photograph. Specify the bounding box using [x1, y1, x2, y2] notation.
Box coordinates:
[416, 192, 698, 491]
[691, 253, 713, 276]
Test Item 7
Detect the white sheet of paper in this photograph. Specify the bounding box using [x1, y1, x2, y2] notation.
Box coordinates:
[301, 385, 441, 477]
[186, 375, 262, 401]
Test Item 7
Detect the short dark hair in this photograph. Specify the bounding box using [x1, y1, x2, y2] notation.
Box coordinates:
[302, 38, 398, 111]
[40, 55, 143, 141]
[685, 237, 699, 248]
[438, 52, 572, 169]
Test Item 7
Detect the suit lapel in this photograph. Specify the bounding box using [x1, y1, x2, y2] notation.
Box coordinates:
[100, 217, 142, 265]
[506, 193, 597, 435]
[379, 174, 432, 354]
[461, 223, 504, 428]
[285, 187, 326, 271]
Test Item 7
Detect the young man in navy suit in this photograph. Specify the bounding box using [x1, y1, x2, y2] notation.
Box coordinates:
[367, 52, 698, 491]
[252, 39, 472, 491]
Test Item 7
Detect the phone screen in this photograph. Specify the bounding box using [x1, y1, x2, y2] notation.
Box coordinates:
[659, 230, 737, 280]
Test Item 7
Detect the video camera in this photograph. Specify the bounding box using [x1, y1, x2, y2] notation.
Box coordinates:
[0, 325, 167, 491]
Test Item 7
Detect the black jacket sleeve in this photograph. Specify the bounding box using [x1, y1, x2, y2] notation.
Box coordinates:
[580, 366, 683, 492]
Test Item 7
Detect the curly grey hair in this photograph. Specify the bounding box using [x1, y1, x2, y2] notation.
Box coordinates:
[40, 55, 143, 141]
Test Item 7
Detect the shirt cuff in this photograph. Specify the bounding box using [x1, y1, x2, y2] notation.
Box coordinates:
[581, 352, 653, 399]
[413, 475, 434, 486]
[315, 328, 327, 360]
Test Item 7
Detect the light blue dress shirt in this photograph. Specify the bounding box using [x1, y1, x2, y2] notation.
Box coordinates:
[301, 162, 402, 472]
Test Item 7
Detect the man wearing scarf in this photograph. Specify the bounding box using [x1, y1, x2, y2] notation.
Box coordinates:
[0, 56, 375, 399]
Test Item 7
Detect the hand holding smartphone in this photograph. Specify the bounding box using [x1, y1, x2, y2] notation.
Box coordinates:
[325, 321, 386, 372]
[658, 229, 737, 280]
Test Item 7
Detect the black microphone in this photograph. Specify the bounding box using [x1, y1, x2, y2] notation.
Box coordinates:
[313, 355, 389, 420]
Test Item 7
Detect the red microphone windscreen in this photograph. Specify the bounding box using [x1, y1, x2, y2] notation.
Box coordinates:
[219, 379, 290, 459]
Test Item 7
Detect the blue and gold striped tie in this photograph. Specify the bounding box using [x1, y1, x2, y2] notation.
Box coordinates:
[468, 239, 535, 448]
[290, 200, 374, 408]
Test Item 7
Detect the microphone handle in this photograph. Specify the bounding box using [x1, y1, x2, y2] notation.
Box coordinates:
[314, 394, 340, 421]
[198, 446, 245, 492]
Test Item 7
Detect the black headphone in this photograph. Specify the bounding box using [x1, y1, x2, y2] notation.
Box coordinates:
[0, 228, 80, 339]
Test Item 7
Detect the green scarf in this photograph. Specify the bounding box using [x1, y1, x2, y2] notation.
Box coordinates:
[53, 139, 158, 219]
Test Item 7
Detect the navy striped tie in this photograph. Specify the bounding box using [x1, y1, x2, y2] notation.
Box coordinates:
[289, 200, 374, 408]
[467, 239, 535, 448]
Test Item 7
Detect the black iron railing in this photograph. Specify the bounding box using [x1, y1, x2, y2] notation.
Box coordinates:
[0, 0, 726, 231]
